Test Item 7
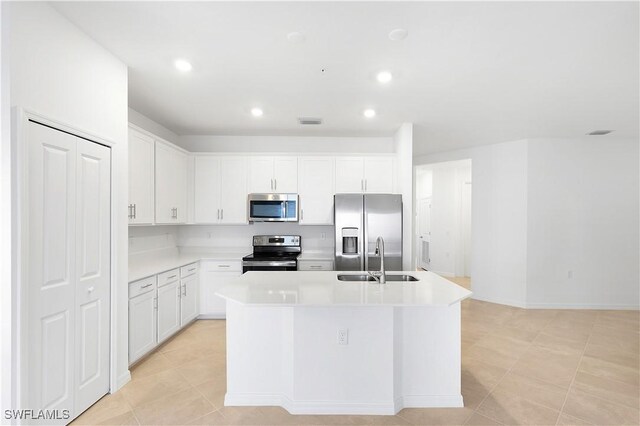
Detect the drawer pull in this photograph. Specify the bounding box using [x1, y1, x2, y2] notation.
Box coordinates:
[309, 266, 323, 269]
[218, 265, 230, 268]
[188, 268, 196, 272]
[167, 274, 177, 279]
[140, 283, 153, 289]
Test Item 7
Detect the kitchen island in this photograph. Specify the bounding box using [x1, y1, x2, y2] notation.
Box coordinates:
[216, 270, 472, 415]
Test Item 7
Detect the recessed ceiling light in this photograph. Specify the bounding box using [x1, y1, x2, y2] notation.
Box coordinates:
[174, 59, 192, 72]
[587, 130, 613, 135]
[377, 71, 393, 84]
[388, 28, 408, 41]
[251, 108, 264, 117]
[363, 109, 376, 118]
[287, 31, 306, 43]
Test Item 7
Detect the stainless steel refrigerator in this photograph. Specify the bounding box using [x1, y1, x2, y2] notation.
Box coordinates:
[334, 194, 403, 271]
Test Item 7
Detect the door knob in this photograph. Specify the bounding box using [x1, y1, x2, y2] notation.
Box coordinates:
[87, 286, 95, 293]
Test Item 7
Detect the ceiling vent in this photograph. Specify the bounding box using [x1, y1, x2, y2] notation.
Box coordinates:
[587, 130, 613, 135]
[298, 117, 323, 125]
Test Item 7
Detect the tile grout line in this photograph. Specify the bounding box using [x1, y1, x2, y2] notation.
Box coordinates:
[469, 312, 561, 425]
[554, 315, 597, 425]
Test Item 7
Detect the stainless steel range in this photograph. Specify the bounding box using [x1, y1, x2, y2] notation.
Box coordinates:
[242, 235, 301, 273]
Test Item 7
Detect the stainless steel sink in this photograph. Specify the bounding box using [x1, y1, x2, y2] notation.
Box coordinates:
[337, 274, 419, 282]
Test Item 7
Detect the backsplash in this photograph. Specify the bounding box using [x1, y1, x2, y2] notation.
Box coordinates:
[177, 224, 335, 252]
[128, 225, 180, 255]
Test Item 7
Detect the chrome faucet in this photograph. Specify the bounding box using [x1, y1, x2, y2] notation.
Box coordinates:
[368, 236, 386, 284]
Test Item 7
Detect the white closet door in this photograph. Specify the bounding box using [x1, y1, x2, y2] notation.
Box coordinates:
[74, 140, 111, 414]
[27, 121, 77, 414]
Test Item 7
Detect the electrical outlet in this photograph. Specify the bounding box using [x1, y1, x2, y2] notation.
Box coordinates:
[337, 328, 349, 345]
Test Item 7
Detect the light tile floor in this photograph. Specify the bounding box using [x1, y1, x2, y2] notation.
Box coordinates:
[73, 290, 639, 425]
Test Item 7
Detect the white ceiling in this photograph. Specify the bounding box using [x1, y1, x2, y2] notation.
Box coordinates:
[53, 1, 639, 155]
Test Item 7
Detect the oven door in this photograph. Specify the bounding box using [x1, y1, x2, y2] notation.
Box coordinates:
[242, 260, 298, 273]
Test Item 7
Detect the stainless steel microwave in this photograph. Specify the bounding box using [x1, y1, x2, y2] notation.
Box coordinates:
[248, 194, 299, 222]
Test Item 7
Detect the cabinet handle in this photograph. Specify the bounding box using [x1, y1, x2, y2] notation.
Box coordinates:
[133, 203, 137, 219]
[153, 297, 158, 310]
[220, 209, 223, 220]
[309, 265, 322, 269]
[128, 204, 133, 219]
[183, 284, 187, 297]
[365, 180, 367, 191]
[188, 268, 196, 272]
[218, 265, 230, 268]
[270, 178, 273, 191]
[175, 207, 178, 219]
[274, 179, 277, 191]
[301, 208, 304, 221]
[217, 209, 220, 220]
[167, 274, 177, 279]
[141, 283, 153, 289]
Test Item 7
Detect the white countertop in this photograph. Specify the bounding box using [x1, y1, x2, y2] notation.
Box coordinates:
[128, 247, 249, 282]
[215, 271, 472, 307]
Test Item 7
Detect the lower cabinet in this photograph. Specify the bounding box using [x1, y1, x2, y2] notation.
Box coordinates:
[298, 260, 334, 271]
[157, 280, 181, 343]
[128, 286, 157, 364]
[200, 260, 242, 318]
[128, 262, 200, 365]
[180, 274, 199, 324]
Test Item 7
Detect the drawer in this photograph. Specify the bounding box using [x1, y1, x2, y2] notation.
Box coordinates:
[129, 276, 156, 299]
[298, 260, 334, 271]
[180, 262, 199, 278]
[203, 260, 242, 272]
[157, 268, 180, 287]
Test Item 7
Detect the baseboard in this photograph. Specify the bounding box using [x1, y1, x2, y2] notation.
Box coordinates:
[525, 302, 640, 310]
[115, 370, 131, 392]
[198, 313, 226, 320]
[224, 393, 463, 415]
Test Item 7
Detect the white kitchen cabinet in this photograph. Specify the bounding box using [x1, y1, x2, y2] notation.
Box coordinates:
[180, 264, 199, 327]
[157, 280, 181, 343]
[335, 156, 394, 193]
[248, 156, 297, 193]
[200, 260, 242, 318]
[298, 260, 334, 271]
[156, 141, 188, 223]
[128, 127, 155, 224]
[298, 157, 335, 225]
[194, 156, 248, 224]
[128, 288, 157, 364]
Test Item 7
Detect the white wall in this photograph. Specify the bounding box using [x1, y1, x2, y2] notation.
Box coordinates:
[526, 138, 639, 308]
[180, 134, 394, 153]
[129, 108, 180, 145]
[415, 140, 529, 307]
[8, 1, 130, 402]
[394, 123, 413, 270]
[1, 1, 13, 414]
[416, 137, 639, 309]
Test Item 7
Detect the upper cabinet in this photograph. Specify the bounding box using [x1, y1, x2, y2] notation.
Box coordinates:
[155, 141, 188, 224]
[248, 156, 297, 193]
[128, 127, 155, 224]
[335, 156, 394, 193]
[298, 157, 335, 225]
[194, 156, 248, 224]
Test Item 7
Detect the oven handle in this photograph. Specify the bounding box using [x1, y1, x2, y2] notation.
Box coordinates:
[242, 260, 297, 267]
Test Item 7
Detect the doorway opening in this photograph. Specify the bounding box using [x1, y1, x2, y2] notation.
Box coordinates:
[415, 159, 472, 290]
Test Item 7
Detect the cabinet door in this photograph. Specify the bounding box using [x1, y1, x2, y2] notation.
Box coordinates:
[364, 157, 394, 193]
[220, 156, 248, 224]
[273, 157, 298, 193]
[194, 157, 221, 223]
[128, 129, 155, 224]
[128, 291, 157, 364]
[335, 157, 365, 193]
[180, 275, 199, 325]
[174, 150, 188, 223]
[298, 157, 335, 225]
[157, 281, 180, 342]
[155, 142, 177, 223]
[248, 157, 274, 193]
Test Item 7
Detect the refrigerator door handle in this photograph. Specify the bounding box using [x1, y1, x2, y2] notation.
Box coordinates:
[363, 211, 368, 271]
